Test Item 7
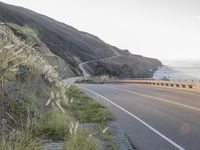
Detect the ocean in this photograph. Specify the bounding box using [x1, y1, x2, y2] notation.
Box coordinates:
[153, 59, 200, 81]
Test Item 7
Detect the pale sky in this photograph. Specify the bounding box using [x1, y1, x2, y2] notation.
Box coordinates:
[2, 0, 200, 60]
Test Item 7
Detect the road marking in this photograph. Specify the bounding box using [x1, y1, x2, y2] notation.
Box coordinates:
[124, 84, 200, 97]
[81, 87, 185, 150]
[109, 86, 200, 113]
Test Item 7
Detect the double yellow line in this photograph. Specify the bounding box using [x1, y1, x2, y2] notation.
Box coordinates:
[110, 87, 200, 113]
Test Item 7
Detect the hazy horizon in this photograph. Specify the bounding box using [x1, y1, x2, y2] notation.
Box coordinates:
[1, 0, 200, 60]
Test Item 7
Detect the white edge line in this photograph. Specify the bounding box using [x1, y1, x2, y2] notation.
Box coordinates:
[80, 87, 185, 150]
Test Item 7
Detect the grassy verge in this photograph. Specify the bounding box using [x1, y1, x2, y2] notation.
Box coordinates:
[63, 86, 114, 123]
[64, 129, 100, 150]
[37, 109, 71, 141]
[101, 127, 119, 150]
[63, 86, 118, 150]
[0, 85, 117, 150]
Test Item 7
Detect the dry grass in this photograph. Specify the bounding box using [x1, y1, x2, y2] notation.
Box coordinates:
[0, 24, 114, 150]
[0, 117, 42, 150]
[37, 109, 71, 140]
[64, 129, 100, 150]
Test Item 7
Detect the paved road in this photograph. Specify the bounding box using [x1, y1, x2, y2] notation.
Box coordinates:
[65, 53, 120, 83]
[79, 45, 120, 77]
[79, 54, 120, 77]
[78, 83, 200, 150]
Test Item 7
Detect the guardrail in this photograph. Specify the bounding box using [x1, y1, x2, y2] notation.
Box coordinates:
[120, 78, 200, 83]
[106, 80, 200, 93]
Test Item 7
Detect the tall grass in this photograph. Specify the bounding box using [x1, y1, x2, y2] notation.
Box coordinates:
[0, 24, 113, 150]
[0, 24, 66, 112]
[0, 117, 42, 150]
[64, 86, 114, 123]
[37, 109, 71, 140]
[0, 25, 28, 95]
[64, 129, 100, 150]
[0, 130, 42, 150]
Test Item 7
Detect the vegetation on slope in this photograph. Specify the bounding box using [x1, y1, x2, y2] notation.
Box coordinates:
[0, 24, 117, 150]
[0, 1, 162, 78]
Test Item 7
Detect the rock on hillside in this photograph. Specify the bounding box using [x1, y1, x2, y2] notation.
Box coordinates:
[0, 1, 162, 78]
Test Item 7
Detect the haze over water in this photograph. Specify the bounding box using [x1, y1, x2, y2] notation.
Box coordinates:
[153, 59, 200, 81]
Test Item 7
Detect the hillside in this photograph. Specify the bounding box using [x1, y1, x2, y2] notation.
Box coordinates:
[0, 23, 122, 150]
[0, 1, 162, 78]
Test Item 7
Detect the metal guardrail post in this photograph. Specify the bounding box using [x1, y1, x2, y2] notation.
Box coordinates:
[196, 83, 200, 92]
[105, 79, 200, 93]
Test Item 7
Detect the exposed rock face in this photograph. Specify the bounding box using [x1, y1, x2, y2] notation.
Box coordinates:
[0, 1, 162, 78]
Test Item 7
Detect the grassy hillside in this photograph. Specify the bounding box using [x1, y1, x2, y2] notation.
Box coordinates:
[0, 1, 115, 76]
[0, 24, 117, 150]
[0, 1, 162, 78]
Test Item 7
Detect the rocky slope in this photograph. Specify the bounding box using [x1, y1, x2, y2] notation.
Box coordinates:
[0, 1, 162, 78]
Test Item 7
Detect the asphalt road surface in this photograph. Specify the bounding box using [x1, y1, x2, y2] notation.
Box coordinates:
[78, 83, 200, 150]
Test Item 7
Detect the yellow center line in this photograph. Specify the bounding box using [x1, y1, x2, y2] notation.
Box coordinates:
[126, 83, 200, 97]
[110, 87, 200, 113]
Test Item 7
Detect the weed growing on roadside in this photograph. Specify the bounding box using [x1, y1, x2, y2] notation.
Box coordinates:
[64, 129, 100, 150]
[37, 109, 71, 140]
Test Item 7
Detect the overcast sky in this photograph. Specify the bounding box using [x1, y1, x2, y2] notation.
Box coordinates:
[2, 0, 200, 60]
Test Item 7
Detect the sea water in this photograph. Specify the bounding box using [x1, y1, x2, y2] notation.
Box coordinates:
[153, 59, 200, 81]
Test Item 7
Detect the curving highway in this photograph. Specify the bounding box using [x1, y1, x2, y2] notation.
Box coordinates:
[78, 54, 120, 77]
[64, 47, 120, 84]
[79, 45, 120, 77]
[78, 83, 200, 150]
